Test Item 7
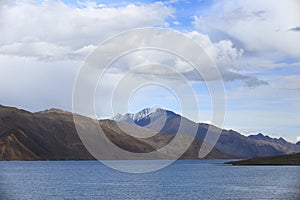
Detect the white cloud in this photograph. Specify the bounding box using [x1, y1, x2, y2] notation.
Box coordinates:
[0, 0, 174, 111]
[193, 0, 300, 58]
[0, 1, 174, 58]
[0, 0, 264, 105]
[0, 41, 97, 61]
[186, 31, 267, 87]
[0, 41, 71, 60]
[73, 45, 97, 56]
[173, 21, 180, 25]
[93, 29, 263, 86]
[187, 31, 244, 70]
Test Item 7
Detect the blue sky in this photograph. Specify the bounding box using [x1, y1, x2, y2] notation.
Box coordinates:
[0, 0, 299, 142]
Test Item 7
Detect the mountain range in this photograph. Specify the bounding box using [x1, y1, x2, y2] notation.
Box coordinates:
[113, 107, 300, 158]
[0, 105, 233, 160]
[0, 105, 299, 161]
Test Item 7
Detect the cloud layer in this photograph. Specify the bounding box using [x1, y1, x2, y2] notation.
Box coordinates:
[0, 1, 174, 111]
[0, 1, 173, 59]
[193, 0, 300, 58]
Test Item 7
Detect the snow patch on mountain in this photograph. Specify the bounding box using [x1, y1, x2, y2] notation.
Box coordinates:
[112, 106, 164, 123]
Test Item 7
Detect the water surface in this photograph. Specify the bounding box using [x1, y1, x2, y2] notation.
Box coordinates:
[1, 160, 299, 199]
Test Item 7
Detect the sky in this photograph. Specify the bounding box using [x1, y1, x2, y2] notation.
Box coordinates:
[0, 0, 300, 142]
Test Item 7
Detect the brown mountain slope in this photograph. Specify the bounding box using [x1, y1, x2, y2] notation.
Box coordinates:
[0, 105, 233, 160]
[100, 120, 234, 159]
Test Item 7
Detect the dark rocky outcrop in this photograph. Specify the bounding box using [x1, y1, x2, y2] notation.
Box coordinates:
[225, 153, 300, 165]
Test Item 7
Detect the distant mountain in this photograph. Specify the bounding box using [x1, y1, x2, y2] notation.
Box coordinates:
[114, 108, 300, 158]
[248, 133, 287, 145]
[225, 153, 300, 165]
[247, 133, 300, 153]
[297, 141, 300, 145]
[112, 107, 176, 128]
[0, 105, 232, 160]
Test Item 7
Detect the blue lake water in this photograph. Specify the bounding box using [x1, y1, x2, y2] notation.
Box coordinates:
[0, 160, 299, 199]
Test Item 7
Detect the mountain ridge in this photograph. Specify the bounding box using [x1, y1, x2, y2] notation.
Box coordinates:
[114, 107, 300, 158]
[0, 105, 234, 160]
[1, 104, 299, 160]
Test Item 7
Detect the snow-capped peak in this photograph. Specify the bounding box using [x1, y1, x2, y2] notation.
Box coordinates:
[112, 106, 163, 122]
[133, 106, 161, 121]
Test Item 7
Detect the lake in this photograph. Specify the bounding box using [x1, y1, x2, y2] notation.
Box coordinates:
[0, 160, 299, 199]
